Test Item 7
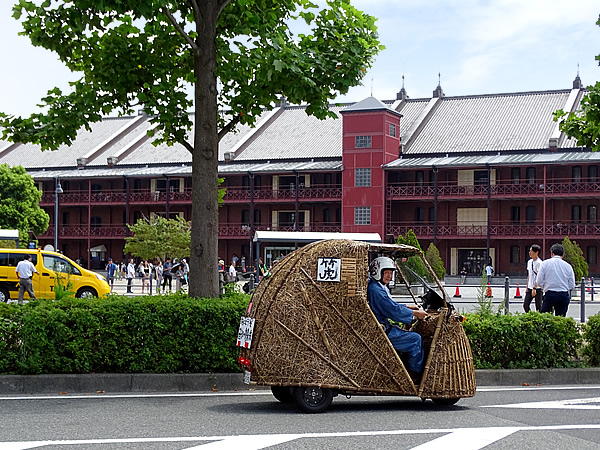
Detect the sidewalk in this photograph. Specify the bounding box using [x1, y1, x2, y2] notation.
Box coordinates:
[1, 369, 599, 395]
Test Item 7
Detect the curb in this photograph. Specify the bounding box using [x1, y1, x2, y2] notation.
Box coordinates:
[1, 369, 599, 395]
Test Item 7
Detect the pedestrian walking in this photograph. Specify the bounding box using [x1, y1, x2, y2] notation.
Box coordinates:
[485, 263, 494, 284]
[182, 258, 189, 284]
[537, 243, 576, 317]
[523, 244, 543, 312]
[141, 260, 151, 294]
[15, 254, 39, 304]
[105, 257, 118, 292]
[162, 257, 173, 292]
[126, 258, 136, 293]
[460, 266, 467, 284]
[154, 260, 164, 294]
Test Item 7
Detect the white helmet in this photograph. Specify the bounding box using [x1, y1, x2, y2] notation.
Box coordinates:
[369, 256, 396, 281]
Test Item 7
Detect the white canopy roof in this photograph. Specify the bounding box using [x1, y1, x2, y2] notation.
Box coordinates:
[253, 231, 381, 244]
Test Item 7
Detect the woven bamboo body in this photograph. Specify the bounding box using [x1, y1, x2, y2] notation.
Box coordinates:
[240, 239, 476, 399]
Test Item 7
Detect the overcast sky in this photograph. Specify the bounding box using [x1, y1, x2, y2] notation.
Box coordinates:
[0, 0, 598, 117]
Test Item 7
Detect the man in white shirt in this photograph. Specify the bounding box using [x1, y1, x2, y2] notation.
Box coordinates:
[229, 261, 237, 283]
[537, 243, 576, 317]
[15, 254, 39, 304]
[523, 244, 543, 312]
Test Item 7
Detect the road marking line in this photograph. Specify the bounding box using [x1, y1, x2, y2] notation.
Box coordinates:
[3, 425, 600, 450]
[410, 427, 521, 450]
[483, 396, 600, 409]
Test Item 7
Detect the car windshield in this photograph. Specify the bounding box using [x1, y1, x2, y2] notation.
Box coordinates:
[42, 255, 82, 276]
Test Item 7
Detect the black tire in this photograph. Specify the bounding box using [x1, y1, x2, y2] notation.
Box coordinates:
[431, 397, 460, 406]
[0, 288, 9, 303]
[76, 287, 97, 299]
[271, 386, 294, 403]
[292, 386, 334, 413]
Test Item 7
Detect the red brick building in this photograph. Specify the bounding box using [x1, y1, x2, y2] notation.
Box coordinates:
[1, 76, 596, 276]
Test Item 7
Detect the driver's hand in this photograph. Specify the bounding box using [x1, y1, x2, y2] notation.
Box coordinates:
[413, 309, 428, 320]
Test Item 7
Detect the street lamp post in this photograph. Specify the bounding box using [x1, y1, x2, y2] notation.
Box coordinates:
[54, 178, 63, 251]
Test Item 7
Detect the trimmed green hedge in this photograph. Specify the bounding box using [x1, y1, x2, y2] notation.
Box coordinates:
[463, 312, 584, 369]
[0, 293, 249, 374]
[1, 294, 599, 374]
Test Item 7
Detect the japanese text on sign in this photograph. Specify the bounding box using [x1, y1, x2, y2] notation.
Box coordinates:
[237, 316, 255, 348]
[317, 257, 341, 282]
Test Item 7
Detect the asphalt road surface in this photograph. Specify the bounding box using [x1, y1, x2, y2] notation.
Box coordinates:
[2, 385, 600, 449]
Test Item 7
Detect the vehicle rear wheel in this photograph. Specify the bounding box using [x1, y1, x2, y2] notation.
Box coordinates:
[0, 288, 9, 303]
[431, 397, 460, 406]
[271, 386, 294, 403]
[76, 288, 97, 299]
[293, 386, 334, 413]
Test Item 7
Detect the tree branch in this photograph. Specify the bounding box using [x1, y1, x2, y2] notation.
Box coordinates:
[187, 0, 202, 26]
[161, 6, 197, 51]
[218, 114, 241, 142]
[182, 139, 194, 153]
[217, 0, 233, 16]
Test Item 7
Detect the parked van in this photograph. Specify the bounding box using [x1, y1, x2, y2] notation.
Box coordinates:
[0, 249, 110, 302]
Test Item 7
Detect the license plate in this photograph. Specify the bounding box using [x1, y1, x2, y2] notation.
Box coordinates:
[244, 370, 251, 384]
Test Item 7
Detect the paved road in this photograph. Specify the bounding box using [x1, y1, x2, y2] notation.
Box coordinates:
[1, 385, 599, 449]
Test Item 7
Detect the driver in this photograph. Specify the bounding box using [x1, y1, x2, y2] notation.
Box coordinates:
[367, 257, 428, 378]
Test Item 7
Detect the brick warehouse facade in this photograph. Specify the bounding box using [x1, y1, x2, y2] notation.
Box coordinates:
[1, 76, 597, 276]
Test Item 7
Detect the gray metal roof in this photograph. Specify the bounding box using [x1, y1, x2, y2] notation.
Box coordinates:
[405, 90, 573, 154]
[234, 106, 344, 161]
[341, 96, 401, 116]
[385, 151, 600, 169]
[396, 99, 430, 136]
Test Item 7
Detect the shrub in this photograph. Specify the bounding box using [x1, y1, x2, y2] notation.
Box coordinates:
[582, 314, 600, 366]
[463, 311, 583, 369]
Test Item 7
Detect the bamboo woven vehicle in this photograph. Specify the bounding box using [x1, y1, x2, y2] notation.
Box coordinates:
[237, 239, 476, 413]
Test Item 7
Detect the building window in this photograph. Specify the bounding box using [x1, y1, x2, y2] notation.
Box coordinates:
[90, 216, 102, 228]
[588, 205, 597, 224]
[588, 246, 598, 265]
[415, 170, 424, 187]
[415, 207, 425, 222]
[355, 168, 371, 187]
[389, 123, 397, 137]
[474, 170, 488, 186]
[589, 165, 598, 182]
[572, 205, 582, 223]
[355, 136, 372, 148]
[429, 207, 435, 223]
[572, 166, 582, 183]
[354, 206, 371, 225]
[526, 167, 536, 184]
[323, 208, 331, 223]
[525, 206, 536, 223]
[510, 246, 520, 264]
[254, 209, 262, 225]
[241, 209, 250, 224]
[510, 206, 520, 223]
[511, 168, 520, 185]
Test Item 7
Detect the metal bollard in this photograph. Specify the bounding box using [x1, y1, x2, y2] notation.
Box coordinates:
[580, 277, 586, 323]
[249, 274, 255, 291]
[219, 272, 225, 294]
[504, 276, 510, 314]
[592, 277, 595, 302]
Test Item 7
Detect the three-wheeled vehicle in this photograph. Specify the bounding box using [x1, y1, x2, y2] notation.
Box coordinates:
[237, 239, 476, 413]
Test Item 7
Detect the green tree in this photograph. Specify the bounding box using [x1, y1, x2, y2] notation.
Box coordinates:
[0, 0, 382, 298]
[124, 216, 191, 261]
[425, 242, 445, 281]
[553, 15, 600, 151]
[0, 164, 49, 246]
[561, 236, 588, 282]
[396, 230, 428, 283]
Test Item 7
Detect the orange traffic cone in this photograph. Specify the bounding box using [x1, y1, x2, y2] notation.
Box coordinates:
[486, 283, 493, 298]
[454, 283, 461, 298]
[586, 278, 592, 292]
[514, 283, 522, 299]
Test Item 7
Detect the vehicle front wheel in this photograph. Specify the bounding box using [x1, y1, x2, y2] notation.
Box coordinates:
[293, 386, 334, 413]
[271, 386, 294, 403]
[431, 397, 460, 406]
[76, 288, 97, 299]
[0, 288, 9, 303]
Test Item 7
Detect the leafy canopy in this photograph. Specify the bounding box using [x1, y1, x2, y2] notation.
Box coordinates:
[561, 236, 588, 282]
[124, 215, 191, 261]
[0, 164, 49, 246]
[553, 15, 600, 151]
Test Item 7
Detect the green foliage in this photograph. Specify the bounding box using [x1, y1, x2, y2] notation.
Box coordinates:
[553, 15, 600, 151]
[54, 273, 76, 301]
[0, 164, 49, 246]
[474, 272, 495, 315]
[561, 236, 588, 281]
[0, 292, 250, 374]
[396, 230, 428, 283]
[124, 215, 191, 260]
[582, 314, 600, 366]
[425, 242, 445, 281]
[463, 312, 583, 369]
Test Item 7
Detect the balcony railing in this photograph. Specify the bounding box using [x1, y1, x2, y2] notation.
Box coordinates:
[387, 179, 600, 199]
[387, 221, 600, 239]
[40, 185, 342, 206]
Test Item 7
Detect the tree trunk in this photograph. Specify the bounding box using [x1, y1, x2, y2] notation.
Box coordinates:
[189, 2, 220, 298]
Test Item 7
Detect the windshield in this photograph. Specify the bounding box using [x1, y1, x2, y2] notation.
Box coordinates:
[42, 255, 82, 276]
